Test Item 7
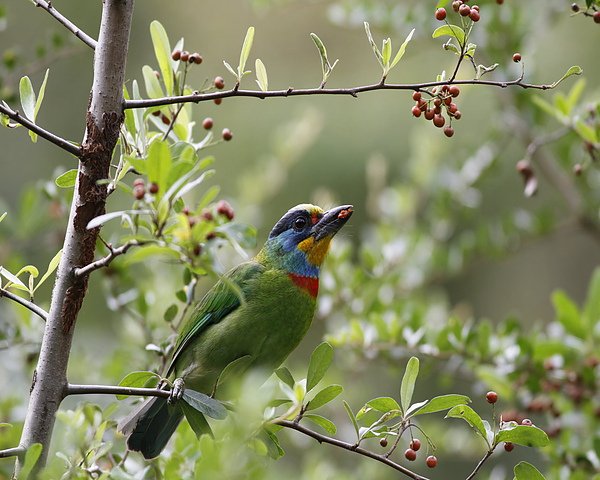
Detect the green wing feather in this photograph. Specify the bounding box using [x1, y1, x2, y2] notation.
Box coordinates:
[166, 261, 265, 376]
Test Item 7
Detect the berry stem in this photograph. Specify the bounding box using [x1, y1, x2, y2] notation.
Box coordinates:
[465, 447, 496, 480]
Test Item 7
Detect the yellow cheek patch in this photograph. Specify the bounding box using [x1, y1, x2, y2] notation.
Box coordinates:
[298, 236, 333, 266]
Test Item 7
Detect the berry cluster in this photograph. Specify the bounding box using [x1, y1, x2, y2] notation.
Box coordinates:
[435, 1, 481, 24]
[171, 49, 203, 65]
[181, 199, 236, 255]
[411, 86, 461, 137]
[132, 178, 159, 200]
[571, 3, 600, 23]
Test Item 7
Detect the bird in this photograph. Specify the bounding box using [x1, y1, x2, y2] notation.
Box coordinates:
[119, 203, 353, 458]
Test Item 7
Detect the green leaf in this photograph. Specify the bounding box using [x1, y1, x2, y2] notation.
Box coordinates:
[400, 356, 419, 414]
[432, 25, 466, 46]
[310, 32, 329, 79]
[303, 414, 336, 435]
[381, 38, 392, 68]
[343, 400, 359, 438]
[364, 22, 383, 66]
[363, 396, 401, 414]
[182, 389, 227, 420]
[55, 169, 78, 188]
[0, 212, 6, 224]
[306, 385, 343, 411]
[216, 355, 253, 390]
[19, 76, 36, 121]
[123, 245, 180, 266]
[238, 26, 255, 79]
[17, 443, 42, 480]
[262, 428, 285, 459]
[446, 404, 489, 446]
[496, 425, 549, 447]
[550, 65, 583, 88]
[116, 371, 160, 400]
[163, 304, 178, 323]
[552, 290, 585, 339]
[583, 268, 600, 330]
[223, 61, 237, 79]
[566, 78, 586, 110]
[33, 249, 61, 293]
[390, 28, 415, 69]
[255, 59, 268, 92]
[33, 68, 49, 121]
[150, 21, 174, 96]
[306, 342, 334, 392]
[147, 140, 172, 194]
[181, 401, 213, 438]
[86, 209, 151, 230]
[513, 461, 546, 480]
[142, 65, 165, 99]
[275, 367, 295, 389]
[0, 266, 28, 291]
[412, 394, 472, 416]
[574, 120, 598, 144]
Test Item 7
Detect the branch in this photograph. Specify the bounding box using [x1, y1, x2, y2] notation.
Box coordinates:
[275, 419, 430, 480]
[66, 383, 170, 399]
[0, 288, 48, 321]
[465, 449, 494, 480]
[125, 77, 558, 110]
[33, 0, 97, 50]
[0, 447, 26, 459]
[73, 240, 144, 277]
[0, 103, 81, 157]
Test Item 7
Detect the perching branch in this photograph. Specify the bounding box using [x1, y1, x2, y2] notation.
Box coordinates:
[0, 288, 48, 321]
[32, 0, 97, 50]
[124, 77, 562, 110]
[66, 383, 170, 399]
[0, 447, 26, 459]
[0, 103, 81, 157]
[73, 240, 145, 277]
[275, 419, 430, 480]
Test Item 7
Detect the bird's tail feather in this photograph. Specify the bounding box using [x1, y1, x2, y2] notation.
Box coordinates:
[118, 396, 183, 459]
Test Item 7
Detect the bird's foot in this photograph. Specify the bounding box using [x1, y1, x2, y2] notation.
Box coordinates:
[168, 378, 185, 405]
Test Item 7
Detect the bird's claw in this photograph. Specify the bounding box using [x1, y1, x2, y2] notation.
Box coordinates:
[168, 378, 185, 405]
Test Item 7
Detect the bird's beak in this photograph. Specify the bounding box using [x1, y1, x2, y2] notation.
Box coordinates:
[313, 205, 353, 241]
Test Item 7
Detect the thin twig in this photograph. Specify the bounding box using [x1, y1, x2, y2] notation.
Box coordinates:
[465, 449, 494, 480]
[0, 288, 48, 321]
[275, 419, 430, 480]
[124, 77, 562, 110]
[33, 0, 97, 50]
[0, 446, 26, 459]
[0, 103, 81, 157]
[66, 383, 170, 399]
[73, 240, 145, 277]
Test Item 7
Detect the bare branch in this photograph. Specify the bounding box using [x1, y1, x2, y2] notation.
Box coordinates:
[124, 77, 559, 110]
[66, 383, 170, 399]
[275, 419, 430, 480]
[0, 288, 48, 321]
[0, 446, 26, 459]
[33, 0, 97, 50]
[465, 449, 494, 480]
[74, 240, 145, 278]
[0, 103, 81, 157]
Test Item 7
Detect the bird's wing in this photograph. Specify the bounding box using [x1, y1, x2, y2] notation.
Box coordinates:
[166, 261, 266, 376]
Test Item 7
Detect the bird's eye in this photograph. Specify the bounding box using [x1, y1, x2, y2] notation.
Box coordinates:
[293, 217, 307, 231]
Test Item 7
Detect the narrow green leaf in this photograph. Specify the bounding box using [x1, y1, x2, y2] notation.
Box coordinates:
[216, 355, 253, 390]
[583, 268, 600, 330]
[400, 356, 419, 414]
[116, 371, 160, 400]
[364, 22, 383, 66]
[310, 32, 328, 79]
[17, 443, 42, 480]
[343, 400, 360, 438]
[182, 389, 227, 420]
[150, 21, 174, 96]
[0, 266, 28, 291]
[306, 384, 343, 411]
[381, 38, 392, 68]
[303, 414, 337, 435]
[513, 461, 546, 480]
[275, 367, 295, 389]
[122, 244, 180, 266]
[432, 25, 466, 46]
[223, 61, 238, 79]
[33, 249, 62, 293]
[566, 78, 586, 110]
[146, 140, 172, 194]
[262, 428, 285, 459]
[163, 304, 178, 323]
[55, 169, 78, 188]
[390, 28, 415, 69]
[365, 397, 401, 413]
[238, 26, 255, 79]
[33, 68, 49, 120]
[496, 425, 549, 447]
[551, 290, 585, 339]
[19, 76, 36, 121]
[574, 120, 598, 144]
[142, 65, 165, 99]
[446, 404, 489, 446]
[86, 209, 151, 230]
[255, 59, 268, 92]
[173, 170, 214, 201]
[0, 212, 6, 224]
[306, 342, 334, 392]
[550, 65, 583, 88]
[412, 394, 472, 416]
[181, 402, 213, 438]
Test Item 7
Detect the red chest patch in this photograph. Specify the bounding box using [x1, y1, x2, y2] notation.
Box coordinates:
[288, 273, 319, 298]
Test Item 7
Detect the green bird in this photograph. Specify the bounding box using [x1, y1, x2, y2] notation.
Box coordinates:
[119, 203, 353, 458]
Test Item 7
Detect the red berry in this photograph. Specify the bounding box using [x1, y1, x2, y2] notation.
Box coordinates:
[472, 4, 480, 11]
[486, 391, 498, 404]
[171, 49, 181, 61]
[202, 117, 214, 130]
[222, 128, 233, 141]
[469, 9, 480, 21]
[426, 455, 438, 468]
[573, 164, 583, 176]
[149, 182, 159, 194]
[191, 53, 203, 64]
[182, 207, 191, 216]
[424, 109, 435, 121]
[496, 0, 504, 4]
[449, 103, 458, 114]
[404, 449, 417, 461]
[454, 110, 462, 120]
[379, 438, 388, 447]
[459, 4, 471, 16]
[594, 11, 600, 23]
[133, 185, 145, 200]
[201, 209, 214, 221]
[449, 85, 460, 97]
[412, 91, 422, 102]
[193, 244, 202, 256]
[216, 199, 235, 220]
[206, 231, 217, 240]
[433, 115, 446, 128]
[410, 439, 421, 451]
[571, 3, 579, 12]
[504, 442, 514, 452]
[214, 76, 225, 89]
[443, 96, 452, 106]
[133, 178, 144, 187]
[151, 110, 161, 117]
[418, 99, 428, 111]
[435, 8, 447, 21]
[433, 98, 442, 108]
[161, 114, 170, 125]
[513, 53, 522, 63]
[213, 98, 222, 105]
[433, 106, 442, 115]
[452, 1, 462, 12]
[180, 51, 190, 62]
[521, 418, 533, 426]
[444, 126, 455, 137]
[411, 105, 422, 117]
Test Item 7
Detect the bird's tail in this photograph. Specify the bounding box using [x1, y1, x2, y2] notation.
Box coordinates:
[118, 396, 184, 459]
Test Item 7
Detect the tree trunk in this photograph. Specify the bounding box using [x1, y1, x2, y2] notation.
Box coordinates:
[15, 0, 135, 475]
